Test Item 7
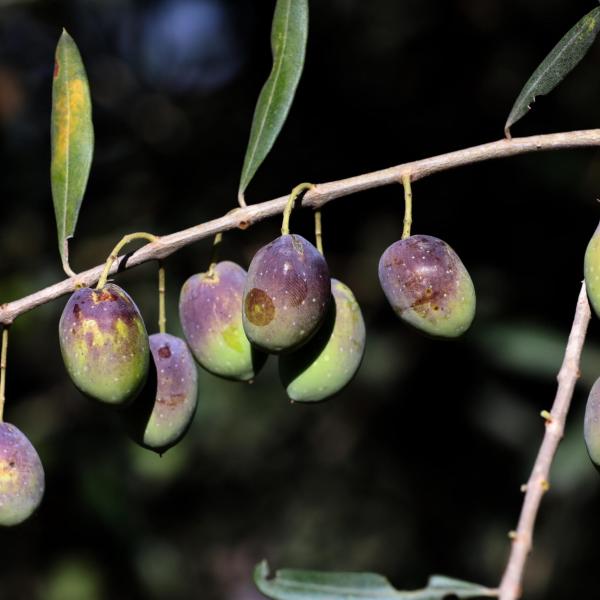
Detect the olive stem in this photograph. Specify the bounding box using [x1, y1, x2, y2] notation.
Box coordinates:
[207, 232, 223, 278]
[2, 129, 600, 324]
[498, 282, 591, 600]
[158, 262, 166, 335]
[281, 182, 316, 235]
[401, 173, 413, 240]
[315, 210, 324, 255]
[96, 232, 159, 290]
[0, 327, 9, 422]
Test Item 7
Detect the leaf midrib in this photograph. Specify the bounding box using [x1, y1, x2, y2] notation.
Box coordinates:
[61, 40, 71, 240]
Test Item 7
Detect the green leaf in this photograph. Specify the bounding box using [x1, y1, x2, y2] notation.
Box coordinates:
[50, 29, 94, 276]
[505, 6, 600, 136]
[254, 561, 497, 600]
[238, 0, 308, 203]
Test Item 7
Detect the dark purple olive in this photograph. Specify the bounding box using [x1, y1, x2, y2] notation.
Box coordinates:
[242, 234, 331, 353]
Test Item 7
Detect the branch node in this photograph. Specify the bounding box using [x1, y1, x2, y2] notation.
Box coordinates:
[520, 484, 528, 493]
[508, 530, 518, 540]
[540, 479, 550, 492]
[540, 410, 553, 424]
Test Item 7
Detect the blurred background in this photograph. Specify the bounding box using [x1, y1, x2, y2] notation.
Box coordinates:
[1, 0, 600, 598]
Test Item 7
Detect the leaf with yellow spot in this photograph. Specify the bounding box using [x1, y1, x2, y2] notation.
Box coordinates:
[51, 29, 94, 276]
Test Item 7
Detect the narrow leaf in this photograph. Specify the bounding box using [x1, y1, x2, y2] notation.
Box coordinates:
[51, 29, 94, 275]
[238, 0, 308, 203]
[254, 561, 497, 600]
[505, 6, 600, 136]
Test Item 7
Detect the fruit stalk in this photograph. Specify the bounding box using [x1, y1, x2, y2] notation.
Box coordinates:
[158, 262, 166, 335]
[207, 233, 223, 277]
[96, 232, 159, 290]
[281, 182, 315, 235]
[314, 210, 323, 255]
[498, 282, 591, 600]
[0, 327, 8, 422]
[401, 173, 412, 240]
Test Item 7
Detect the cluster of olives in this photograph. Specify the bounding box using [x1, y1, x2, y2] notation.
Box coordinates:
[58, 284, 198, 451]
[0, 209, 480, 526]
[179, 232, 367, 402]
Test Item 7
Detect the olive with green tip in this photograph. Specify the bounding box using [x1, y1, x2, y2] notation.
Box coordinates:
[378, 235, 475, 338]
[584, 220, 600, 318]
[179, 261, 266, 381]
[125, 333, 198, 454]
[0, 422, 45, 526]
[59, 284, 150, 404]
[279, 279, 366, 402]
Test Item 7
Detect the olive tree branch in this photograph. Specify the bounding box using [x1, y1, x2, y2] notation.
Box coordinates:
[1, 128, 599, 325]
[498, 282, 592, 600]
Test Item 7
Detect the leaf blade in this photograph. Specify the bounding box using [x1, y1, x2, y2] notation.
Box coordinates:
[50, 29, 94, 274]
[505, 6, 600, 136]
[238, 0, 308, 202]
[254, 561, 496, 600]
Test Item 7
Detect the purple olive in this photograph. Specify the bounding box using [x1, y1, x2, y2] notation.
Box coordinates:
[125, 333, 198, 454]
[0, 422, 44, 526]
[585, 377, 600, 469]
[243, 234, 331, 353]
[59, 284, 150, 404]
[179, 261, 266, 381]
[378, 235, 475, 338]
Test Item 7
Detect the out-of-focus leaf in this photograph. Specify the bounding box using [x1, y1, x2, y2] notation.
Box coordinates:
[505, 6, 600, 136]
[50, 29, 94, 275]
[474, 322, 600, 388]
[238, 0, 308, 203]
[254, 561, 496, 599]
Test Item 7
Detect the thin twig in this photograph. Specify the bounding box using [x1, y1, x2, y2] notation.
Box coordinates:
[0, 129, 599, 325]
[498, 282, 592, 600]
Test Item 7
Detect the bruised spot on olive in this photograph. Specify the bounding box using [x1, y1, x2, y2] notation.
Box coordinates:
[158, 393, 186, 408]
[73, 304, 81, 319]
[245, 288, 275, 326]
[97, 290, 119, 302]
[53, 60, 59, 78]
[158, 345, 172, 359]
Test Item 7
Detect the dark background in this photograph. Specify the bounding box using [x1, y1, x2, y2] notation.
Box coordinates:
[1, 0, 600, 598]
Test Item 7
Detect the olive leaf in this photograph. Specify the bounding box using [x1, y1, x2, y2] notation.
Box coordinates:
[254, 561, 497, 600]
[505, 6, 600, 137]
[238, 0, 308, 204]
[50, 29, 94, 276]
